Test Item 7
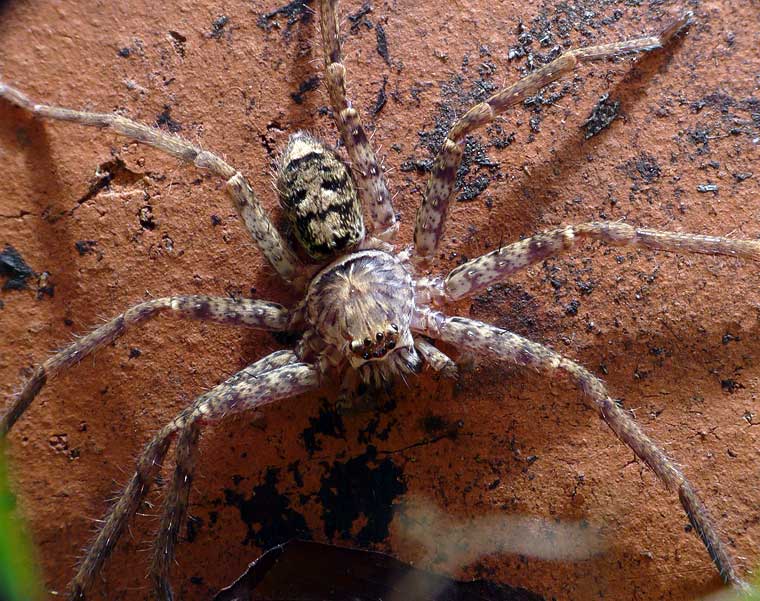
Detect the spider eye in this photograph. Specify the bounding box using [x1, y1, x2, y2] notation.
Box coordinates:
[347, 325, 403, 363]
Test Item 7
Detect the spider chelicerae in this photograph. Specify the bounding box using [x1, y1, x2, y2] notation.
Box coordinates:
[1, 0, 756, 598]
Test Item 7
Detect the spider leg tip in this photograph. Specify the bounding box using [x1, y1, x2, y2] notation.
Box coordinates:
[665, 10, 695, 40]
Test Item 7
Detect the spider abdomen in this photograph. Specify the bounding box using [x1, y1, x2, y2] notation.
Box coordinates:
[278, 132, 365, 260]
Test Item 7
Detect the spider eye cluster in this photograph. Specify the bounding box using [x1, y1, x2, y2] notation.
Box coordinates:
[349, 324, 399, 360]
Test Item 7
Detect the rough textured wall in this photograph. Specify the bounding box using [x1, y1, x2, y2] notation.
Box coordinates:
[0, 0, 758, 599]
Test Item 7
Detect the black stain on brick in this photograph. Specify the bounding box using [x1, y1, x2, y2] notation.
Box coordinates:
[224, 467, 311, 549]
[0, 245, 35, 291]
[301, 400, 346, 454]
[357, 414, 395, 444]
[291, 75, 320, 105]
[404, 64, 502, 203]
[318, 445, 406, 545]
[288, 461, 304, 487]
[75, 240, 97, 255]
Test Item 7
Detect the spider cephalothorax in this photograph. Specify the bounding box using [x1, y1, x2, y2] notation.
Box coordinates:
[0, 1, 756, 600]
[303, 248, 418, 380]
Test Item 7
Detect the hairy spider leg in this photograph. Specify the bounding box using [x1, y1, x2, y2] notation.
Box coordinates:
[418, 222, 760, 302]
[1, 296, 290, 436]
[413, 11, 694, 258]
[0, 83, 303, 284]
[319, 0, 397, 240]
[69, 354, 320, 601]
[412, 308, 748, 590]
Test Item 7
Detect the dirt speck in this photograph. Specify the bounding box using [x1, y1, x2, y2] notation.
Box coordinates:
[0, 245, 35, 291]
[348, 2, 373, 33]
[156, 105, 182, 133]
[583, 93, 620, 139]
[209, 15, 230, 39]
[74, 240, 97, 256]
[257, 0, 312, 35]
[626, 152, 661, 183]
[375, 22, 390, 66]
[371, 75, 388, 117]
[290, 75, 320, 105]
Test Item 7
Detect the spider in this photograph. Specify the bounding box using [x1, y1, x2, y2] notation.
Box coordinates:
[1, 0, 756, 599]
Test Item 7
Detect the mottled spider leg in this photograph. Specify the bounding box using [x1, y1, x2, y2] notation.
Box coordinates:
[413, 12, 694, 258]
[151, 418, 200, 601]
[425, 222, 760, 302]
[414, 337, 458, 377]
[1, 296, 290, 436]
[149, 349, 304, 600]
[70, 354, 319, 601]
[413, 308, 747, 589]
[0, 82, 302, 283]
[319, 0, 397, 240]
